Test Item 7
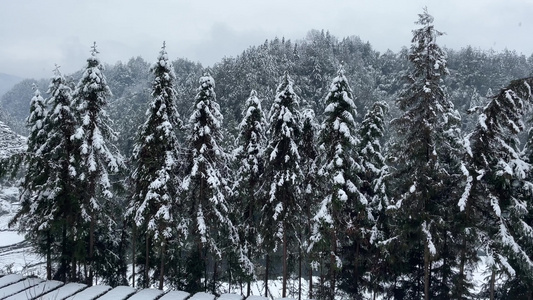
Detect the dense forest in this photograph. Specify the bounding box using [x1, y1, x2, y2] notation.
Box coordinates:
[2, 9, 533, 300]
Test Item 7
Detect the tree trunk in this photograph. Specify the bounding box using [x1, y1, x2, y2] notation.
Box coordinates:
[46, 232, 51, 280]
[283, 229, 288, 298]
[159, 240, 166, 290]
[308, 259, 313, 300]
[212, 259, 218, 294]
[457, 203, 472, 298]
[145, 235, 150, 288]
[424, 240, 430, 300]
[88, 212, 95, 286]
[330, 231, 337, 298]
[355, 241, 360, 294]
[265, 253, 269, 298]
[71, 255, 77, 282]
[132, 224, 136, 288]
[298, 247, 302, 300]
[61, 223, 67, 282]
[490, 268, 496, 300]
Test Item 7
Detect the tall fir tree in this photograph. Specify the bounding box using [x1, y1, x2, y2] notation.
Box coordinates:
[71, 43, 124, 285]
[11, 84, 51, 277]
[182, 72, 241, 294]
[348, 101, 391, 298]
[128, 43, 183, 289]
[40, 67, 80, 282]
[232, 89, 267, 296]
[460, 78, 533, 299]
[299, 107, 319, 299]
[309, 65, 366, 299]
[10, 67, 84, 283]
[389, 9, 464, 300]
[261, 72, 303, 298]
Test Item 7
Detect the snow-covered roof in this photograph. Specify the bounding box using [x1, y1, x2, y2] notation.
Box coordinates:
[0, 275, 301, 300]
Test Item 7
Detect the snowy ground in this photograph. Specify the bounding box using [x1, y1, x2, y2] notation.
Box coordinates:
[0, 186, 47, 279]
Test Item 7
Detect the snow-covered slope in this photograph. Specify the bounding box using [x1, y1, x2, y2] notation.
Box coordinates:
[0, 120, 25, 160]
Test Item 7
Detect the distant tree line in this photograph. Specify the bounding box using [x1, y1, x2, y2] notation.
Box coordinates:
[3, 8, 533, 300]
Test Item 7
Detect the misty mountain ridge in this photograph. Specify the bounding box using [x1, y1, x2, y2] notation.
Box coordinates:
[0, 73, 23, 98]
[1, 30, 532, 151]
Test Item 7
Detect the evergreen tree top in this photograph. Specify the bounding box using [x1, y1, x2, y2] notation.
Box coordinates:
[329, 64, 353, 96]
[30, 84, 43, 101]
[91, 41, 99, 56]
[323, 65, 357, 122]
[27, 85, 47, 139]
[83, 42, 104, 74]
[151, 42, 174, 73]
[238, 89, 266, 137]
[249, 89, 258, 98]
[52, 64, 62, 77]
[415, 7, 434, 26]
[244, 89, 261, 107]
[275, 72, 295, 97]
[409, 8, 448, 79]
[337, 62, 346, 77]
[199, 72, 215, 89]
[47, 66, 72, 103]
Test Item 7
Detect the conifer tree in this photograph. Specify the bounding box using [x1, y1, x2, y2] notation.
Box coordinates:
[10, 68, 83, 282]
[299, 107, 319, 299]
[232, 89, 267, 296]
[40, 67, 79, 281]
[389, 9, 464, 300]
[309, 65, 365, 299]
[128, 43, 183, 289]
[71, 43, 124, 285]
[261, 72, 302, 298]
[11, 85, 51, 277]
[182, 72, 240, 294]
[349, 101, 390, 297]
[460, 78, 533, 299]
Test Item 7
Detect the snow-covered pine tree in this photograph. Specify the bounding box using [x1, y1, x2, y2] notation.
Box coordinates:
[232, 89, 267, 296]
[182, 72, 239, 294]
[389, 9, 464, 300]
[460, 77, 533, 299]
[308, 65, 365, 299]
[128, 43, 183, 289]
[299, 107, 319, 299]
[261, 72, 302, 298]
[40, 66, 79, 282]
[505, 112, 533, 299]
[10, 84, 51, 277]
[348, 101, 390, 297]
[71, 43, 124, 285]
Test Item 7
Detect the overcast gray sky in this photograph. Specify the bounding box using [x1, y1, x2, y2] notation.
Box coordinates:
[1, 0, 532, 79]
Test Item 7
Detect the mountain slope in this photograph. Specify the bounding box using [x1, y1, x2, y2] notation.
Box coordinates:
[0, 120, 26, 160]
[0, 73, 22, 98]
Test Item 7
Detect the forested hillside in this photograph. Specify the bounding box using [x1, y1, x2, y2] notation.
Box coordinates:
[2, 31, 532, 155]
[2, 9, 533, 300]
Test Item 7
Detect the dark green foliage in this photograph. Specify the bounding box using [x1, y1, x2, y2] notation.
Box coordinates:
[232, 90, 267, 290]
[389, 8, 465, 299]
[260, 72, 303, 298]
[461, 77, 533, 298]
[128, 43, 183, 289]
[70, 43, 125, 285]
[310, 65, 368, 299]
